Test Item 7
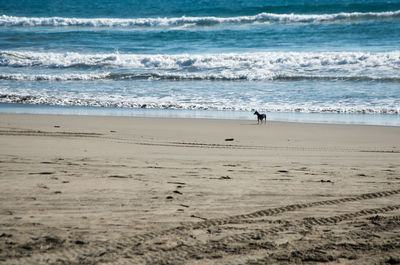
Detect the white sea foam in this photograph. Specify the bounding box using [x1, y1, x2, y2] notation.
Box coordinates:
[1, 10, 399, 27]
[2, 72, 400, 82]
[0, 72, 110, 81]
[1, 50, 399, 81]
[1, 93, 398, 115]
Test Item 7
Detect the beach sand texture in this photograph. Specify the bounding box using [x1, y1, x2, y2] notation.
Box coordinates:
[1, 114, 400, 264]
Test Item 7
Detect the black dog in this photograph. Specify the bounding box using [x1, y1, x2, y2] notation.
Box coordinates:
[254, 111, 266, 124]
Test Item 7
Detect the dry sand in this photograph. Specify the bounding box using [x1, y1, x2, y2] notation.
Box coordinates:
[0, 113, 400, 264]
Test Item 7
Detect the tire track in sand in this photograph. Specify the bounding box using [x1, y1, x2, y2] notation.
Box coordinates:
[122, 205, 400, 265]
[0, 129, 101, 138]
[6, 189, 400, 265]
[245, 215, 400, 265]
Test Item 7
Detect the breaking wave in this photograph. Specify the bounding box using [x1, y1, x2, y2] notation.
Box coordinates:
[1, 50, 399, 81]
[1, 72, 400, 82]
[1, 10, 400, 27]
[0, 72, 110, 81]
[1, 93, 398, 115]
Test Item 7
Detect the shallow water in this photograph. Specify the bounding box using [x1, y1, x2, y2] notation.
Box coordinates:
[2, 103, 400, 127]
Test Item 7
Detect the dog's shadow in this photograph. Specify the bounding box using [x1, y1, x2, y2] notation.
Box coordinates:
[240, 123, 262, 126]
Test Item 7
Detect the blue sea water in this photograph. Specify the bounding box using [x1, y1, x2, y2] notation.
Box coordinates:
[0, 0, 399, 124]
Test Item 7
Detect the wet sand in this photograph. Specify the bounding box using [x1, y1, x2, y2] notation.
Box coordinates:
[0, 113, 400, 264]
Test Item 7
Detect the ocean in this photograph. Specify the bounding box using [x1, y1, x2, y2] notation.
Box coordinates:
[1, 0, 399, 125]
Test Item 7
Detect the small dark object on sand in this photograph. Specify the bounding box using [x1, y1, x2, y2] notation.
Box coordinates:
[108, 175, 129, 179]
[167, 181, 185, 185]
[220, 176, 231, 180]
[173, 190, 182, 194]
[225, 138, 234, 141]
[321, 179, 333, 183]
[166, 196, 174, 199]
[387, 256, 400, 264]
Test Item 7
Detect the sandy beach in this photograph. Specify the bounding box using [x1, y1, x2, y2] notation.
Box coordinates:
[0, 113, 399, 264]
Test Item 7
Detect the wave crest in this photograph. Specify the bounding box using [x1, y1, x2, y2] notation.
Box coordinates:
[2, 72, 400, 82]
[1, 10, 400, 27]
[0, 72, 110, 81]
[1, 93, 398, 115]
[1, 50, 399, 81]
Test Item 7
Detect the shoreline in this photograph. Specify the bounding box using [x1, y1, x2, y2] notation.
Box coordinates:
[1, 113, 400, 264]
[1, 103, 400, 127]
